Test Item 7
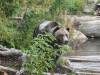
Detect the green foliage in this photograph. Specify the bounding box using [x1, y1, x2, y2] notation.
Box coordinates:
[49, 0, 84, 15]
[15, 10, 70, 74]
[0, 0, 21, 17]
[23, 33, 70, 74]
[0, 14, 17, 47]
[98, 0, 100, 2]
[16, 9, 46, 49]
[0, 0, 83, 74]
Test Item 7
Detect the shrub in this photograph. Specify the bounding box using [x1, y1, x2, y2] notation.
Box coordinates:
[0, 0, 22, 17]
[0, 0, 72, 74]
[49, 0, 84, 15]
[0, 12, 17, 47]
[22, 33, 70, 74]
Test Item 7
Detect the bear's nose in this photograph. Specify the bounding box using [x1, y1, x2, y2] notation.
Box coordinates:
[63, 36, 68, 44]
[64, 40, 68, 44]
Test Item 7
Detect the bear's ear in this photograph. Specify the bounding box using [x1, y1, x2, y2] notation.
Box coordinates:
[66, 28, 70, 31]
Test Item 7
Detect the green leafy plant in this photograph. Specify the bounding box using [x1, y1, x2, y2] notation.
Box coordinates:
[0, 0, 79, 74]
[49, 0, 84, 15]
[0, 0, 21, 17]
[22, 33, 70, 75]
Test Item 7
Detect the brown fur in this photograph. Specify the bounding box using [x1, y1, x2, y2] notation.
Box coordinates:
[33, 20, 69, 44]
[54, 28, 69, 44]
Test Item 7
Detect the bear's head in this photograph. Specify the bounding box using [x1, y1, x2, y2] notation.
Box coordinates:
[54, 28, 69, 44]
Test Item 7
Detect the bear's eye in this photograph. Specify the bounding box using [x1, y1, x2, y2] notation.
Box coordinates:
[66, 28, 70, 31]
[66, 34, 68, 37]
[59, 34, 63, 37]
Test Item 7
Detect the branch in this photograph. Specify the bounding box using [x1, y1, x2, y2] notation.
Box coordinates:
[0, 65, 18, 73]
[9, 17, 23, 20]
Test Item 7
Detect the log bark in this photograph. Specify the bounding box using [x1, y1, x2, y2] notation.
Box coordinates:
[75, 16, 100, 22]
[0, 65, 17, 73]
[61, 55, 100, 74]
[0, 45, 27, 75]
[43, 72, 66, 75]
[68, 56, 100, 62]
[73, 16, 100, 37]
[0, 47, 22, 56]
[78, 20, 100, 37]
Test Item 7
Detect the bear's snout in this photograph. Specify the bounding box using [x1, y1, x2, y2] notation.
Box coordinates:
[63, 36, 69, 44]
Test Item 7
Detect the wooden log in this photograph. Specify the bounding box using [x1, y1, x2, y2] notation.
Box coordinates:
[74, 16, 100, 22]
[67, 16, 100, 37]
[76, 72, 100, 75]
[0, 45, 27, 75]
[0, 65, 26, 75]
[68, 56, 100, 62]
[0, 45, 22, 56]
[76, 68, 100, 73]
[61, 56, 100, 74]
[0, 48, 22, 56]
[62, 61, 100, 74]
[78, 20, 100, 37]
[70, 62, 100, 72]
[43, 72, 67, 75]
[0, 65, 17, 73]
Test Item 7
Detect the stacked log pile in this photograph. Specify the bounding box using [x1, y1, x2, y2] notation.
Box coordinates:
[61, 56, 100, 75]
[0, 45, 26, 75]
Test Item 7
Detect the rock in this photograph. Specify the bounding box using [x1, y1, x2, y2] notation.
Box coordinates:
[69, 30, 88, 48]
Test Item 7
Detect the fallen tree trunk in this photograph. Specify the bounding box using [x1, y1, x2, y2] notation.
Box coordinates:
[78, 20, 100, 37]
[0, 47, 22, 56]
[61, 55, 100, 75]
[73, 16, 100, 37]
[68, 56, 100, 62]
[75, 16, 100, 22]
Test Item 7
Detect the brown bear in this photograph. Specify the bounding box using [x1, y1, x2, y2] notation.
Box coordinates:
[33, 21, 70, 44]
